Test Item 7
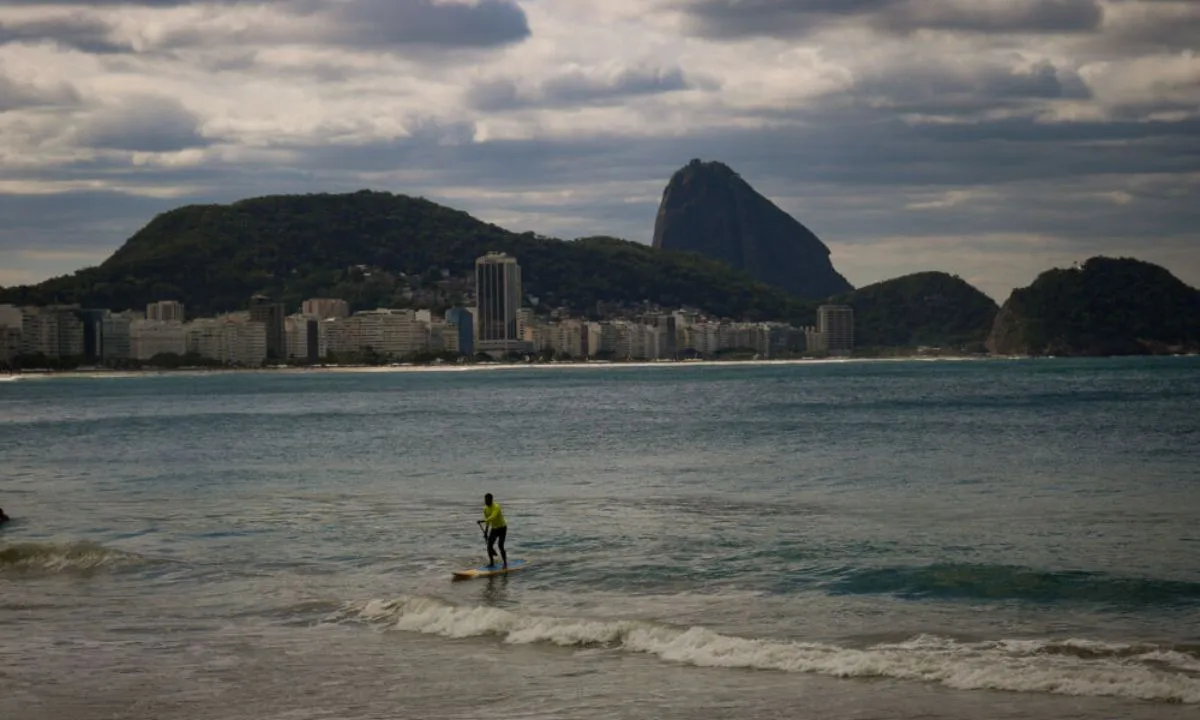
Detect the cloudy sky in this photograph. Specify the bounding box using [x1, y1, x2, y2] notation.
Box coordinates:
[0, 0, 1197, 301]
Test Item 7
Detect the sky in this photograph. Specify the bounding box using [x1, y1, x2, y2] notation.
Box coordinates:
[0, 0, 1198, 302]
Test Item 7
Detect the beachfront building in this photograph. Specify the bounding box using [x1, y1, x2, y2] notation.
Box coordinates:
[101, 313, 134, 360]
[0, 305, 22, 363]
[476, 252, 529, 357]
[320, 317, 359, 358]
[19, 306, 84, 358]
[551, 319, 587, 358]
[284, 315, 320, 362]
[806, 328, 829, 354]
[0, 304, 21, 364]
[586, 322, 616, 358]
[249, 295, 287, 361]
[186, 316, 267, 366]
[355, 309, 429, 358]
[130, 320, 187, 360]
[445, 308, 474, 357]
[428, 319, 459, 355]
[817, 305, 855, 355]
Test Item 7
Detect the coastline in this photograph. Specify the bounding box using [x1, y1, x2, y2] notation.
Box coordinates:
[5, 352, 1197, 382]
[0, 354, 1012, 381]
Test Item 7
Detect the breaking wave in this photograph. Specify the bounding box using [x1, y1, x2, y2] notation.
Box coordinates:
[0, 541, 145, 573]
[333, 595, 1200, 704]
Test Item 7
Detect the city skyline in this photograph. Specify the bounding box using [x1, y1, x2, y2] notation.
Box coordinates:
[0, 252, 857, 368]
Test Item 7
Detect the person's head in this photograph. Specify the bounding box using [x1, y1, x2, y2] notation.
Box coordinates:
[484, 493, 493, 506]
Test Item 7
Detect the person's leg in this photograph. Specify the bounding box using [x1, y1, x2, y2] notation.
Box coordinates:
[497, 526, 507, 568]
[486, 528, 497, 567]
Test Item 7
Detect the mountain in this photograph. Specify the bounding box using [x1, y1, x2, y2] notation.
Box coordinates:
[651, 159, 853, 299]
[0, 190, 811, 323]
[987, 256, 1200, 356]
[832, 272, 999, 350]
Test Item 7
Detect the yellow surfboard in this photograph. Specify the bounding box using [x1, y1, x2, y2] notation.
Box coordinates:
[452, 559, 528, 580]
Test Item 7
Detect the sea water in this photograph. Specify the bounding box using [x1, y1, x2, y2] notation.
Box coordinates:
[2, 358, 1198, 719]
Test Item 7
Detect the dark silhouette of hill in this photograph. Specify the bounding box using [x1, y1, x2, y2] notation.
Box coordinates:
[0, 190, 809, 322]
[987, 257, 1200, 356]
[652, 159, 852, 299]
[834, 272, 999, 349]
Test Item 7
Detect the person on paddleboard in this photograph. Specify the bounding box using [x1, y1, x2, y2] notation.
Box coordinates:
[477, 493, 507, 569]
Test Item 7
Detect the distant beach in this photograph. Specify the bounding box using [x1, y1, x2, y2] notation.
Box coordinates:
[0, 353, 1012, 382]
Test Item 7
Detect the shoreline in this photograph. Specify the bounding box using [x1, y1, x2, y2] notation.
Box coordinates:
[0, 353, 1136, 382]
[4, 352, 1197, 382]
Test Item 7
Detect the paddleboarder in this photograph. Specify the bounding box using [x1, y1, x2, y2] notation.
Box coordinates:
[477, 493, 507, 569]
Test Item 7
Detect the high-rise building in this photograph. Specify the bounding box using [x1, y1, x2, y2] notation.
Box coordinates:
[186, 316, 267, 366]
[445, 307, 474, 357]
[549, 319, 586, 359]
[104, 313, 134, 360]
[0, 304, 22, 363]
[817, 305, 854, 354]
[0, 304, 21, 329]
[75, 309, 109, 363]
[20, 306, 83, 358]
[285, 314, 320, 362]
[353, 309, 427, 358]
[0, 326, 20, 364]
[320, 317, 359, 357]
[428, 320, 458, 355]
[475, 252, 523, 356]
[147, 301, 185, 322]
[301, 298, 349, 320]
[249, 295, 286, 361]
[656, 315, 678, 359]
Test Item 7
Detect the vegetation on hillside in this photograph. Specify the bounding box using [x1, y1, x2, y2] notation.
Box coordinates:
[987, 257, 1200, 356]
[0, 190, 1037, 353]
[832, 272, 999, 350]
[0, 191, 813, 323]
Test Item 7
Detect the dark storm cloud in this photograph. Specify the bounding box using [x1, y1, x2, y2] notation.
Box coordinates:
[682, 0, 1103, 38]
[0, 1, 228, 5]
[78, 96, 210, 152]
[0, 14, 132, 53]
[236, 105, 1198, 244]
[849, 60, 1092, 115]
[316, 0, 531, 49]
[0, 0, 531, 54]
[469, 67, 695, 111]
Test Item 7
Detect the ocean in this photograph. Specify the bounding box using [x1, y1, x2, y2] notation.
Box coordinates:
[2, 358, 1198, 719]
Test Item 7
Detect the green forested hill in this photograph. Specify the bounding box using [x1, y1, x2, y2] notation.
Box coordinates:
[833, 272, 1000, 349]
[987, 257, 1200, 355]
[0, 190, 809, 322]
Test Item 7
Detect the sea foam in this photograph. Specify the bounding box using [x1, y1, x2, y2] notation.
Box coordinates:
[0, 541, 142, 573]
[338, 595, 1200, 704]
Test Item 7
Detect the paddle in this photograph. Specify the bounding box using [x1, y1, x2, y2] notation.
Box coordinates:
[476, 519, 490, 564]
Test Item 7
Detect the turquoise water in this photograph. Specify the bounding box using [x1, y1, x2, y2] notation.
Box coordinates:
[2, 358, 1199, 719]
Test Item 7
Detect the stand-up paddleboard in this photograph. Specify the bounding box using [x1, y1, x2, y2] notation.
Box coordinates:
[452, 559, 528, 580]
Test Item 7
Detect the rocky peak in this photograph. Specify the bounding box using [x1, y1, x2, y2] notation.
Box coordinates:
[652, 159, 852, 299]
